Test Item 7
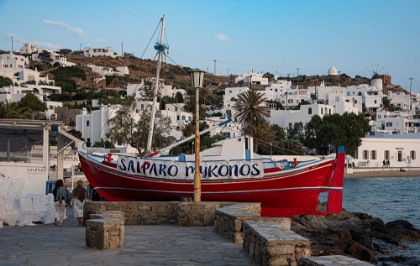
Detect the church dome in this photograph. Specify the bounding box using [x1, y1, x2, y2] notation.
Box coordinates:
[328, 66, 338, 75]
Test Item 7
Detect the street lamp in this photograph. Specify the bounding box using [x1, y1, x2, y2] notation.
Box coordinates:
[189, 68, 205, 203]
[270, 142, 273, 156]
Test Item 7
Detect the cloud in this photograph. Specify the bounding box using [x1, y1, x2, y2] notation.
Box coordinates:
[214, 33, 229, 41]
[34, 42, 60, 50]
[95, 38, 107, 43]
[42, 19, 85, 37]
[5, 34, 25, 42]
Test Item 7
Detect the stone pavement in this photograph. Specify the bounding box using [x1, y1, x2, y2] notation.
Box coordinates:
[0, 207, 256, 266]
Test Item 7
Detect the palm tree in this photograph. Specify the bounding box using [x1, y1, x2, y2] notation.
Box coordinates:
[234, 89, 272, 151]
[233, 89, 269, 128]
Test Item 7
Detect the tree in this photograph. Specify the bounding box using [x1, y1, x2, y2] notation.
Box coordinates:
[107, 97, 171, 155]
[93, 139, 115, 148]
[18, 93, 47, 112]
[175, 91, 184, 103]
[38, 50, 53, 64]
[234, 89, 269, 128]
[287, 122, 304, 143]
[263, 72, 275, 82]
[244, 119, 275, 152]
[59, 49, 72, 55]
[0, 102, 32, 119]
[138, 80, 155, 101]
[303, 113, 370, 155]
[0, 76, 13, 87]
[303, 115, 323, 154]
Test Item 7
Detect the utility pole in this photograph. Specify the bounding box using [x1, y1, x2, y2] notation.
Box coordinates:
[297, 68, 299, 76]
[409, 78, 413, 112]
[11, 36, 13, 52]
[121, 42, 124, 57]
[213, 60, 216, 75]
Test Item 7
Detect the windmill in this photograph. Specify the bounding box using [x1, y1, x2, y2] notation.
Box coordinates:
[365, 64, 388, 79]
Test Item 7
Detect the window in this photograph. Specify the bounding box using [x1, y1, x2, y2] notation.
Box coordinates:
[384, 150, 390, 160]
[288, 99, 293, 103]
[358, 92, 362, 96]
[371, 150, 377, 160]
[411, 150, 416, 160]
[87, 138, 90, 144]
[363, 150, 369, 160]
[335, 96, 340, 102]
[321, 108, 323, 114]
[308, 108, 312, 114]
[378, 115, 381, 119]
[288, 123, 292, 129]
[86, 120, 90, 127]
[329, 109, 331, 114]
[386, 122, 392, 127]
[188, 116, 192, 121]
[398, 151, 402, 162]
[374, 100, 377, 104]
[176, 115, 180, 120]
[182, 115, 186, 120]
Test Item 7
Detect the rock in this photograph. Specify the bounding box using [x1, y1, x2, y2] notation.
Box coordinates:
[347, 241, 378, 263]
[291, 210, 420, 265]
[386, 219, 420, 241]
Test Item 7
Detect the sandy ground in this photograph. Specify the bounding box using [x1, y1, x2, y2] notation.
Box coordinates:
[345, 168, 420, 178]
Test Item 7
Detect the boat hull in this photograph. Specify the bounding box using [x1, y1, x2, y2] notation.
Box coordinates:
[79, 150, 344, 217]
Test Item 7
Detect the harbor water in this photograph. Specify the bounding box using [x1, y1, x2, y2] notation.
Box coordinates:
[343, 176, 420, 265]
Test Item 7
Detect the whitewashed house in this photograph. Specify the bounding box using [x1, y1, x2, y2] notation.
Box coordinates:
[83, 47, 116, 58]
[32, 50, 75, 67]
[235, 72, 269, 86]
[127, 80, 186, 99]
[0, 52, 29, 69]
[20, 43, 39, 54]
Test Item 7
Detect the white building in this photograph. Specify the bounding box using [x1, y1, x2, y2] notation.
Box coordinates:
[0, 84, 61, 104]
[20, 43, 39, 54]
[0, 52, 29, 69]
[88, 64, 114, 76]
[127, 80, 186, 99]
[353, 133, 420, 168]
[235, 72, 268, 86]
[83, 47, 116, 58]
[268, 102, 358, 130]
[328, 66, 339, 75]
[223, 87, 250, 117]
[76, 101, 193, 149]
[205, 117, 242, 139]
[32, 50, 75, 67]
[386, 91, 411, 111]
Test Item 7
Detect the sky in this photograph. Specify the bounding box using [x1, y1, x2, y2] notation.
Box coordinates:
[0, 0, 419, 92]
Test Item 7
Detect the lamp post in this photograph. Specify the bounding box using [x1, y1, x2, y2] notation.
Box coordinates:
[189, 68, 205, 203]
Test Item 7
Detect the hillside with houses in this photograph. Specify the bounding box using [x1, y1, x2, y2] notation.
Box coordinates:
[1, 43, 420, 170]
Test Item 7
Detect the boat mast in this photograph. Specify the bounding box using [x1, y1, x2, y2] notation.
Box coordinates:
[146, 15, 166, 154]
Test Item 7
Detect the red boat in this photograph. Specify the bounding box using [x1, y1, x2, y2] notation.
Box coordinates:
[78, 15, 344, 217]
[79, 136, 345, 217]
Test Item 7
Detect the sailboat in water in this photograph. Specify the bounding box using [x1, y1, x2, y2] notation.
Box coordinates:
[78, 15, 345, 217]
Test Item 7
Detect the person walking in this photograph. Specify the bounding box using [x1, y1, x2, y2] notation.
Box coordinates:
[387, 159, 390, 167]
[52, 179, 67, 226]
[72, 180, 88, 226]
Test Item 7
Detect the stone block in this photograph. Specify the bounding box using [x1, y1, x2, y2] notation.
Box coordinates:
[86, 218, 124, 250]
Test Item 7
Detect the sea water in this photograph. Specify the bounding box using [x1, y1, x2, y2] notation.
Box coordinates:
[343, 176, 420, 264]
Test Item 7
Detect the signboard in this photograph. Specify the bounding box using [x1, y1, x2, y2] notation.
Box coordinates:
[117, 156, 264, 180]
